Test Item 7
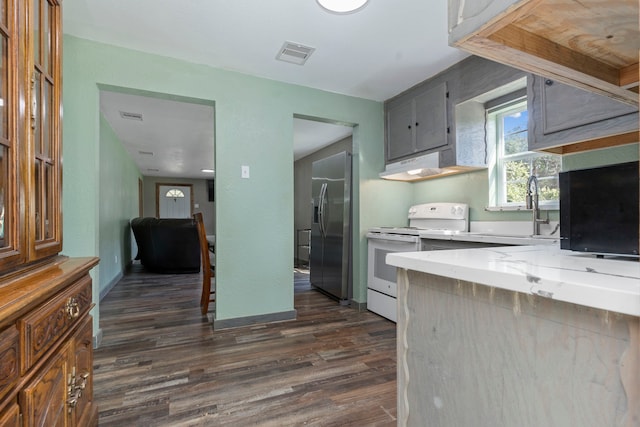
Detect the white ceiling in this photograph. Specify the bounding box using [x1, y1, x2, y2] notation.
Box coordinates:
[67, 0, 468, 178]
[99, 91, 216, 179]
[293, 119, 353, 161]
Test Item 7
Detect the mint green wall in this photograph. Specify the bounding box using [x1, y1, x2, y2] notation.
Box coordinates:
[411, 170, 536, 222]
[562, 143, 639, 171]
[98, 114, 142, 299]
[62, 35, 411, 330]
[410, 143, 640, 222]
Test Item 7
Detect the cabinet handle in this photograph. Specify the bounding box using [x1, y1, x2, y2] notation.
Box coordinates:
[65, 297, 80, 319]
[30, 73, 37, 130]
[545, 79, 554, 86]
[67, 368, 90, 412]
[407, 125, 411, 129]
[415, 122, 419, 127]
[67, 367, 78, 411]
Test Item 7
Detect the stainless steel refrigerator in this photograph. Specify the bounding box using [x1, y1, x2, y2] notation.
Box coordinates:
[310, 151, 352, 303]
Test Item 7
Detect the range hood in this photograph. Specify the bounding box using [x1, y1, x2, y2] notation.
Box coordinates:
[380, 153, 458, 182]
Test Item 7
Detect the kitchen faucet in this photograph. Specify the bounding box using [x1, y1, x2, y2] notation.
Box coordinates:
[526, 175, 549, 235]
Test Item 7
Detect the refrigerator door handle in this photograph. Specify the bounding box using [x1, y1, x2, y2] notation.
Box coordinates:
[318, 183, 327, 238]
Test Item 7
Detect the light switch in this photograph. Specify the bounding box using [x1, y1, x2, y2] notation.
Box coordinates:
[241, 165, 250, 179]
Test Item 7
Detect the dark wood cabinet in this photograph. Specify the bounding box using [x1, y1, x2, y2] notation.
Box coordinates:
[0, 0, 62, 273]
[0, 402, 20, 426]
[0, 258, 99, 427]
[20, 315, 96, 427]
[0, 0, 98, 425]
[21, 342, 70, 427]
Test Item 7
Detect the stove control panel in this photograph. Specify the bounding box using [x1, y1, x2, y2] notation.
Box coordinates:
[408, 203, 469, 220]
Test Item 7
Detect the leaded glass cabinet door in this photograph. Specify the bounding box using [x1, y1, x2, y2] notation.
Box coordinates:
[0, 0, 25, 270]
[29, 0, 61, 260]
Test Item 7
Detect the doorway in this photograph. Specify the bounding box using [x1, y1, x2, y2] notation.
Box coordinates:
[292, 116, 354, 296]
[156, 183, 193, 218]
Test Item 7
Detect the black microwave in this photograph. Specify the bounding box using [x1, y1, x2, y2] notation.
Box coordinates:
[559, 161, 639, 258]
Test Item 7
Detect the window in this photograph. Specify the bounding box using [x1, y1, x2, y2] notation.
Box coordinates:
[489, 101, 560, 208]
[165, 188, 185, 199]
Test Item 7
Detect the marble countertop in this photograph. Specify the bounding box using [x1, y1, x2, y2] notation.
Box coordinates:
[386, 246, 640, 316]
[419, 231, 559, 246]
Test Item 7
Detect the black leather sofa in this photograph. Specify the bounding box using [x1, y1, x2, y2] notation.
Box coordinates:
[130, 217, 201, 274]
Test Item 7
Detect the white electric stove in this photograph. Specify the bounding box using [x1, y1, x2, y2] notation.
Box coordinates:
[366, 202, 469, 322]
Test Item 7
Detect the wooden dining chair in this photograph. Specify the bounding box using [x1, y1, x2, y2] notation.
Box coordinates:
[193, 212, 215, 315]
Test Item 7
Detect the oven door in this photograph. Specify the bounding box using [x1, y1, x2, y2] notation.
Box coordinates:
[367, 233, 420, 297]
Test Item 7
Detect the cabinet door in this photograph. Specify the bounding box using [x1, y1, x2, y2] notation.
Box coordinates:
[386, 100, 414, 161]
[20, 340, 71, 427]
[0, 0, 26, 271]
[528, 75, 638, 150]
[71, 317, 97, 427]
[0, 401, 20, 426]
[20, 317, 96, 427]
[28, 0, 62, 260]
[414, 82, 448, 153]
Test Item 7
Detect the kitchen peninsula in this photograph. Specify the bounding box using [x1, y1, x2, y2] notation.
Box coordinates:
[387, 246, 640, 426]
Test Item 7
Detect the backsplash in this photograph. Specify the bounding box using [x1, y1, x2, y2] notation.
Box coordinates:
[411, 143, 639, 223]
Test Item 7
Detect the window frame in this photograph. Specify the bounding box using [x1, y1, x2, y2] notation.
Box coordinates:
[488, 100, 560, 210]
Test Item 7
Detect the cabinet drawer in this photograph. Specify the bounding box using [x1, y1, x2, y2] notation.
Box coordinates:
[0, 326, 19, 402]
[19, 275, 92, 374]
[367, 289, 397, 323]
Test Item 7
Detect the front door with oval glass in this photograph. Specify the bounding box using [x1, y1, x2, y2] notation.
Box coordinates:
[158, 184, 192, 218]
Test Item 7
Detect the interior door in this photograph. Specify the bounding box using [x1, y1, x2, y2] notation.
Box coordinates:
[158, 184, 192, 218]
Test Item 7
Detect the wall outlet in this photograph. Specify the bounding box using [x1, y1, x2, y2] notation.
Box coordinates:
[241, 165, 250, 179]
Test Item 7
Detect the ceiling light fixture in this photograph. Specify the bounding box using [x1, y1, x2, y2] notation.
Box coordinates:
[201, 169, 214, 173]
[317, 0, 368, 14]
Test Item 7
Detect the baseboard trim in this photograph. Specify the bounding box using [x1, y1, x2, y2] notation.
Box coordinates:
[93, 328, 103, 349]
[99, 270, 124, 301]
[351, 300, 367, 311]
[214, 309, 297, 330]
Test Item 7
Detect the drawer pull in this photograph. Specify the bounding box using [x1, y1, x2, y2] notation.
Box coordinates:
[65, 297, 80, 319]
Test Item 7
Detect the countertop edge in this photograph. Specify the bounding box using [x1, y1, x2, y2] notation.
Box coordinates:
[387, 247, 640, 317]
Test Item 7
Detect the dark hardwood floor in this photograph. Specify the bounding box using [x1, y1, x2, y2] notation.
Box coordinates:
[94, 266, 397, 426]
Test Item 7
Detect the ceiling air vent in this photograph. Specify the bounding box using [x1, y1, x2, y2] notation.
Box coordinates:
[276, 42, 315, 65]
[120, 111, 143, 121]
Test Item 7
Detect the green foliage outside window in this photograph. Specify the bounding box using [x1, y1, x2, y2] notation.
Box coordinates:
[497, 103, 560, 205]
[505, 158, 561, 203]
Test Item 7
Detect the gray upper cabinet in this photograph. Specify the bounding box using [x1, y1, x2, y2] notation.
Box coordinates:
[386, 99, 414, 161]
[414, 83, 449, 154]
[386, 82, 449, 162]
[385, 55, 527, 171]
[528, 75, 639, 151]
